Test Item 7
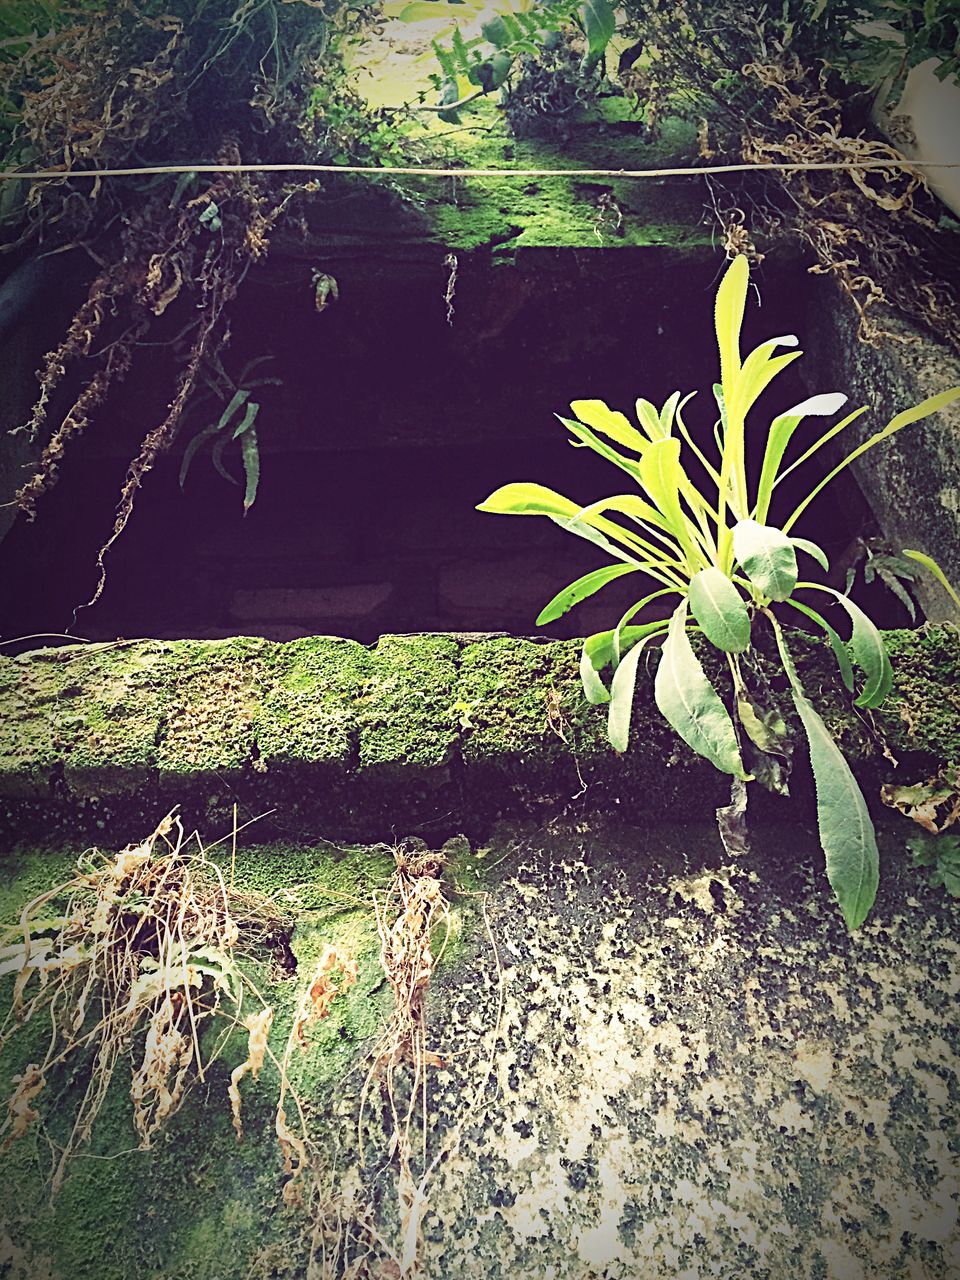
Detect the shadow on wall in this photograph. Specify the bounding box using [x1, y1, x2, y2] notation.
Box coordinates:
[0, 249, 883, 644]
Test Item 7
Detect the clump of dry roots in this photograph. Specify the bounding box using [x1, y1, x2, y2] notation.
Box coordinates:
[740, 58, 960, 352]
[1, 0, 377, 615]
[0, 809, 299, 1193]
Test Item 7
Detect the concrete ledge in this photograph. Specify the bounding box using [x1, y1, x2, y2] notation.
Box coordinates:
[1, 626, 958, 837]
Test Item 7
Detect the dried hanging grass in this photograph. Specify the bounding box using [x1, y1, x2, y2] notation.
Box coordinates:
[0, 809, 292, 1192]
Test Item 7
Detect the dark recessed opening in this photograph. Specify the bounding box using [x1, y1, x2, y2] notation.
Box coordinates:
[0, 249, 893, 646]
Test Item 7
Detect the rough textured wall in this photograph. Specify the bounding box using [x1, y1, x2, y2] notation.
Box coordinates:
[2, 627, 960, 842]
[0, 818, 957, 1279]
[808, 281, 960, 624]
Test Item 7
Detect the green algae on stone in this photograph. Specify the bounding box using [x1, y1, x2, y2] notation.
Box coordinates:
[154, 637, 269, 784]
[254, 636, 369, 776]
[358, 634, 459, 776]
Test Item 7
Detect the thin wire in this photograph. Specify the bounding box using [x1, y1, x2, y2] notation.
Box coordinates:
[0, 158, 957, 183]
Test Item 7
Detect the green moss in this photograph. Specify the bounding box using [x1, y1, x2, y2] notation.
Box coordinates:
[358, 634, 460, 775]
[154, 638, 268, 783]
[876, 625, 960, 761]
[57, 644, 169, 795]
[410, 105, 710, 252]
[0, 836, 396, 1280]
[255, 636, 369, 776]
[2, 628, 960, 828]
[0, 651, 65, 798]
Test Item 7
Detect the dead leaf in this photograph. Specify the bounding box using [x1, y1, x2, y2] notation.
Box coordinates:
[228, 1006, 274, 1141]
[881, 769, 960, 833]
[3, 1064, 45, 1148]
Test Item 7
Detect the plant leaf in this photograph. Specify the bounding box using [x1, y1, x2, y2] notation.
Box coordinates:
[791, 537, 830, 573]
[782, 598, 854, 692]
[688, 567, 751, 652]
[638, 438, 694, 558]
[770, 620, 879, 930]
[804, 586, 893, 707]
[902, 549, 960, 610]
[581, 621, 667, 705]
[570, 399, 647, 453]
[714, 255, 748, 394]
[653, 602, 749, 777]
[211, 431, 239, 485]
[753, 393, 848, 524]
[732, 518, 798, 601]
[608, 631, 660, 752]
[784, 385, 960, 533]
[241, 424, 260, 514]
[536, 563, 639, 625]
[179, 422, 222, 489]
[476, 482, 637, 558]
[580, 0, 615, 62]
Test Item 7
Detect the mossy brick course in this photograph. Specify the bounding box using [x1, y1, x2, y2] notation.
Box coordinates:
[1, 627, 958, 835]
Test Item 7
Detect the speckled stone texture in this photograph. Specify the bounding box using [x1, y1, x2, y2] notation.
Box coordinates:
[415, 820, 960, 1279]
[0, 818, 956, 1278]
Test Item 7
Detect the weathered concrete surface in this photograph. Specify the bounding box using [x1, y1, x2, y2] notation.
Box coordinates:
[809, 279, 960, 624]
[0, 817, 957, 1278]
[1, 627, 959, 840]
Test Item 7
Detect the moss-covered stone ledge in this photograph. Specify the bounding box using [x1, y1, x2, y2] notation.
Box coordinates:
[1, 626, 958, 839]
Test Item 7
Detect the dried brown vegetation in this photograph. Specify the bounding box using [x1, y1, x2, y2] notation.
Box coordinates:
[0, 810, 291, 1191]
[1, 0, 377, 610]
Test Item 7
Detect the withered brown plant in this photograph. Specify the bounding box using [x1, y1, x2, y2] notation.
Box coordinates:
[0, 0, 380, 613]
[0, 809, 292, 1193]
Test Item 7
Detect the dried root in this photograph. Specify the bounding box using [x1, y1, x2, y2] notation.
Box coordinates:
[0, 809, 289, 1192]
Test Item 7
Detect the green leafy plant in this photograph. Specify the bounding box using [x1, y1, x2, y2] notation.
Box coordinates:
[180, 356, 281, 515]
[907, 831, 960, 896]
[390, 0, 615, 121]
[478, 254, 960, 929]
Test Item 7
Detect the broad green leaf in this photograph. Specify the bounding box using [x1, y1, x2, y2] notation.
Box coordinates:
[714, 255, 748, 394]
[580, 621, 667, 704]
[581, 0, 615, 61]
[653, 602, 749, 778]
[732, 519, 798, 601]
[729, 342, 801, 424]
[800, 585, 892, 706]
[570, 399, 648, 453]
[687, 567, 751, 652]
[791, 537, 830, 573]
[536, 562, 639, 625]
[782, 598, 854, 692]
[580, 633, 612, 704]
[784, 385, 960, 533]
[903, 549, 960, 610]
[659, 391, 682, 435]
[608, 630, 661, 752]
[635, 397, 663, 440]
[479, 481, 596, 523]
[638, 438, 694, 557]
[770, 620, 879, 930]
[753, 392, 849, 523]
